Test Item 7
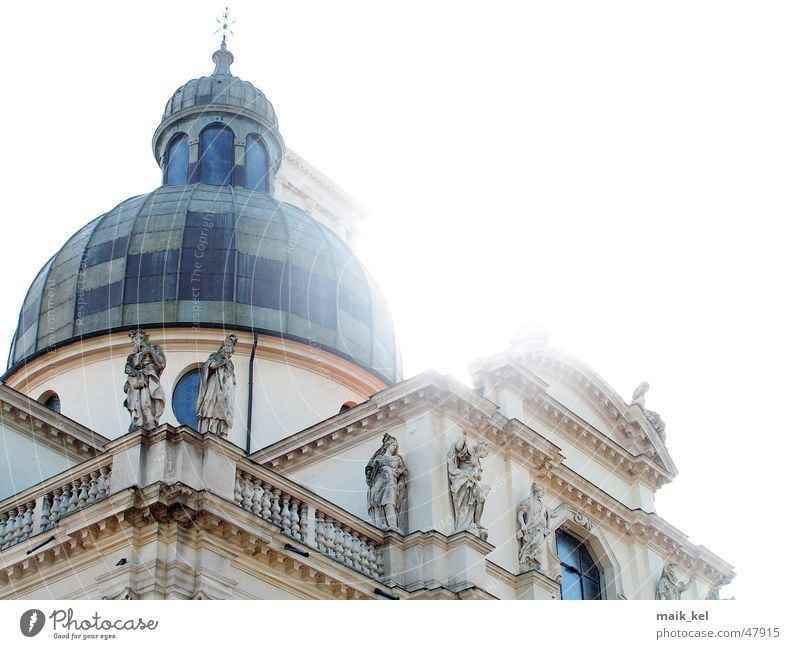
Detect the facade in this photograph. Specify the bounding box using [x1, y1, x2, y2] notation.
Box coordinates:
[0, 40, 733, 600]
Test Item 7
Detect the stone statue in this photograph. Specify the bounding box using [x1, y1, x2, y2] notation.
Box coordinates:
[656, 563, 694, 600]
[123, 330, 166, 432]
[646, 410, 667, 440]
[365, 433, 408, 533]
[632, 381, 667, 440]
[196, 334, 238, 438]
[517, 481, 551, 569]
[447, 431, 490, 540]
[631, 381, 649, 407]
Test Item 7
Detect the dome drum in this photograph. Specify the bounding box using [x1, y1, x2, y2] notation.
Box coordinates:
[153, 110, 284, 192]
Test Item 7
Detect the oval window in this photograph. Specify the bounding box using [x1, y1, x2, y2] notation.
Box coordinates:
[172, 369, 200, 429]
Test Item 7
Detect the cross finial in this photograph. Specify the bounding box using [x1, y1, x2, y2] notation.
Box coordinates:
[215, 7, 236, 50]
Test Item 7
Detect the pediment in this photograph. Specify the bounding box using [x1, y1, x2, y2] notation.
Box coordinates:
[469, 348, 678, 482]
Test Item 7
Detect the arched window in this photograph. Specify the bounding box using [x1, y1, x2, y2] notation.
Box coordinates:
[199, 125, 234, 185]
[172, 368, 200, 430]
[38, 391, 61, 414]
[244, 134, 269, 191]
[164, 134, 189, 185]
[556, 529, 603, 600]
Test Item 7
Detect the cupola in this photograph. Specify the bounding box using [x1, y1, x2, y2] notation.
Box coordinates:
[152, 40, 285, 193]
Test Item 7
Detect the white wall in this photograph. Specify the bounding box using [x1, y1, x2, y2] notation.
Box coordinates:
[0, 423, 74, 500]
[6, 332, 373, 453]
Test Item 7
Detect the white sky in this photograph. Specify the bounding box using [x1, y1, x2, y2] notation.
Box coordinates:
[1, 1, 798, 601]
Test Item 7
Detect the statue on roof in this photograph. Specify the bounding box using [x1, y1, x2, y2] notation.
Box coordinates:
[632, 381, 667, 441]
[447, 431, 491, 540]
[365, 434, 408, 533]
[123, 330, 166, 432]
[196, 334, 238, 438]
[631, 381, 650, 407]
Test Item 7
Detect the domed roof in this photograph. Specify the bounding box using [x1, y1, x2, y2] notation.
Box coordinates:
[9, 184, 399, 384]
[161, 45, 278, 128]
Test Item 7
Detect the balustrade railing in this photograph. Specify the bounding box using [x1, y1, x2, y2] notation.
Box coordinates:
[0, 464, 112, 551]
[235, 467, 382, 579]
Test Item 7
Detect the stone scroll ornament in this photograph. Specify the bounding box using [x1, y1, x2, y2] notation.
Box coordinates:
[656, 563, 695, 600]
[365, 433, 408, 533]
[123, 330, 166, 432]
[196, 334, 238, 438]
[517, 481, 552, 569]
[447, 431, 490, 541]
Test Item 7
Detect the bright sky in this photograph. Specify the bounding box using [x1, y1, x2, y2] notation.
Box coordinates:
[1, 1, 798, 601]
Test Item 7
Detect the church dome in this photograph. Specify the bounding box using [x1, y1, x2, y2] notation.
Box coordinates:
[8, 184, 399, 385]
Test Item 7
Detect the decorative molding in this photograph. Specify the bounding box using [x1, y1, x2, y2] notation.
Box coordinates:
[472, 358, 676, 487]
[0, 482, 387, 600]
[0, 384, 108, 462]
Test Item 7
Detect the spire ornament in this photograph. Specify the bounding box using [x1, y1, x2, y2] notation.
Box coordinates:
[211, 8, 236, 75]
[215, 7, 236, 50]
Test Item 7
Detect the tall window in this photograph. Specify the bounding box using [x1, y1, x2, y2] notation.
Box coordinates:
[200, 125, 234, 185]
[172, 369, 200, 430]
[164, 134, 189, 185]
[244, 134, 269, 191]
[556, 529, 603, 600]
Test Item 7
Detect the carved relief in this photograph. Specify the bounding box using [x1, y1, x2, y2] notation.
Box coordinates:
[656, 563, 694, 600]
[365, 434, 408, 533]
[196, 334, 238, 438]
[123, 330, 166, 432]
[573, 512, 592, 530]
[447, 431, 490, 540]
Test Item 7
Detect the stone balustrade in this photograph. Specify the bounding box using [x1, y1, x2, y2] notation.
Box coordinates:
[0, 463, 112, 551]
[235, 466, 383, 579]
[1, 426, 385, 584]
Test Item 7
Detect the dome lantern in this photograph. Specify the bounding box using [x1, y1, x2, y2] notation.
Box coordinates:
[152, 42, 285, 193]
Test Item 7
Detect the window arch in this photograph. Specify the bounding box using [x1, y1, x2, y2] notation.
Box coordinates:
[244, 134, 269, 191]
[556, 528, 603, 600]
[38, 391, 61, 414]
[164, 133, 189, 185]
[172, 368, 201, 430]
[199, 125, 234, 185]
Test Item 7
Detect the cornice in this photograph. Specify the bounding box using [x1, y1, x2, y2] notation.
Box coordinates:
[475, 360, 676, 488]
[0, 384, 108, 462]
[282, 149, 368, 217]
[544, 467, 735, 587]
[0, 482, 391, 600]
[250, 371, 732, 586]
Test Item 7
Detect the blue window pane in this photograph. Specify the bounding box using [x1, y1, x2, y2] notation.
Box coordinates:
[44, 394, 61, 413]
[556, 530, 580, 569]
[173, 369, 200, 430]
[560, 568, 582, 600]
[557, 529, 605, 600]
[200, 126, 234, 185]
[244, 134, 268, 191]
[583, 575, 602, 600]
[165, 135, 189, 185]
